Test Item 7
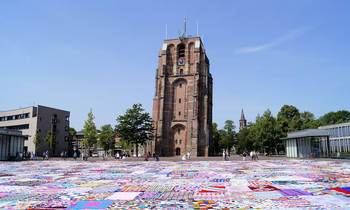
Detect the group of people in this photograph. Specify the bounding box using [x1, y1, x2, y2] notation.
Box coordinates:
[242, 151, 259, 161]
[144, 152, 159, 161]
[223, 151, 230, 161]
[182, 151, 191, 161]
[16, 151, 36, 160]
[42, 150, 49, 160]
[115, 152, 129, 160]
[60, 151, 68, 159]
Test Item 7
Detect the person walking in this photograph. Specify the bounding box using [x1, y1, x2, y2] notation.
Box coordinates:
[223, 150, 226, 161]
[187, 151, 191, 160]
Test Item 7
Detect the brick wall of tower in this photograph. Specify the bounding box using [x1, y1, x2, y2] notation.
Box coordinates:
[151, 37, 212, 157]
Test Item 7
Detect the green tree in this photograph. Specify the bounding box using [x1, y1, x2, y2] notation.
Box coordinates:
[69, 127, 77, 138]
[115, 104, 153, 157]
[33, 129, 41, 151]
[218, 120, 237, 153]
[116, 139, 133, 150]
[68, 127, 77, 155]
[98, 124, 115, 155]
[43, 130, 55, 153]
[250, 110, 282, 154]
[82, 109, 98, 153]
[300, 111, 320, 129]
[319, 110, 350, 126]
[212, 122, 221, 155]
[236, 125, 255, 154]
[277, 105, 302, 137]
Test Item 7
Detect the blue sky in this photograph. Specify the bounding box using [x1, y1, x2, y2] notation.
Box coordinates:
[1, 1, 349, 131]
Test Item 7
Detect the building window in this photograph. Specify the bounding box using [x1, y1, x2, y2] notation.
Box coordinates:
[66, 116, 69, 121]
[179, 83, 182, 88]
[178, 45, 185, 59]
[179, 111, 181, 116]
[180, 69, 184, 75]
[175, 139, 178, 144]
[180, 140, 182, 144]
[179, 98, 181, 103]
[178, 128, 180, 134]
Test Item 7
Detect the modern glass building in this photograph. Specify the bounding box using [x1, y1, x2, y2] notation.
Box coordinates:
[319, 122, 350, 154]
[0, 128, 27, 160]
[282, 129, 330, 158]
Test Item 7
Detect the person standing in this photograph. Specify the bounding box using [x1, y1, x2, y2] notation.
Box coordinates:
[223, 150, 226, 161]
[144, 154, 149, 161]
[243, 152, 247, 161]
[224, 151, 229, 161]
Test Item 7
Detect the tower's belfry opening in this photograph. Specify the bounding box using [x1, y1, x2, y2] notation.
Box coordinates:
[150, 23, 213, 157]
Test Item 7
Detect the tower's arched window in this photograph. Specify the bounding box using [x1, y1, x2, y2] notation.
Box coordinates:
[178, 44, 185, 59]
[180, 69, 183, 75]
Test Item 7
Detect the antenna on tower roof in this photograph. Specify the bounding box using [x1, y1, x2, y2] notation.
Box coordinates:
[184, 15, 187, 36]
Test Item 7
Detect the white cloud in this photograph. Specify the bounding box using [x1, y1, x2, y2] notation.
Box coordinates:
[235, 27, 309, 54]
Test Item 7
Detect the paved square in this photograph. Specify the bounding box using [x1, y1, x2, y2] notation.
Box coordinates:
[0, 159, 350, 209]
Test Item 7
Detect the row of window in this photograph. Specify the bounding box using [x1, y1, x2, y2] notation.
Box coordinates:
[175, 139, 182, 144]
[330, 139, 350, 152]
[0, 113, 30, 122]
[327, 126, 350, 138]
[0, 124, 29, 130]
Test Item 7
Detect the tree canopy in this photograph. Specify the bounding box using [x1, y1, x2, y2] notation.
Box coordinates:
[33, 129, 41, 151]
[98, 124, 115, 154]
[319, 110, 350, 126]
[82, 108, 98, 151]
[218, 120, 237, 152]
[115, 104, 153, 157]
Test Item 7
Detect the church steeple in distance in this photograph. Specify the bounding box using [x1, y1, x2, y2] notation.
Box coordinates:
[239, 109, 247, 131]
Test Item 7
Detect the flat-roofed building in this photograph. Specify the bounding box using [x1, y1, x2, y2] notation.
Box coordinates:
[0, 105, 70, 156]
[0, 128, 27, 160]
[319, 122, 350, 154]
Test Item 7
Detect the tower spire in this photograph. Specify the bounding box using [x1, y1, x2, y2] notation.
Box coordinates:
[240, 109, 246, 121]
[239, 109, 247, 131]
